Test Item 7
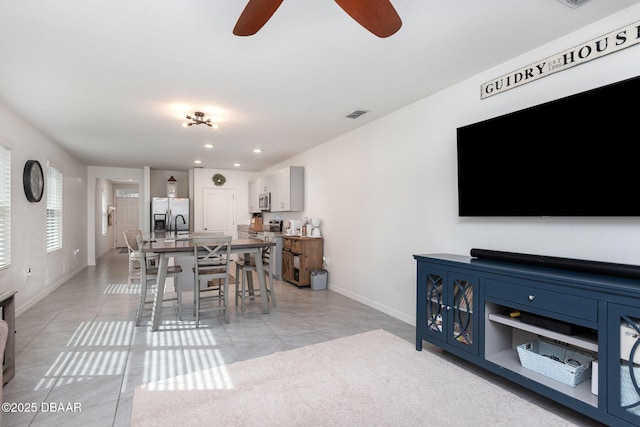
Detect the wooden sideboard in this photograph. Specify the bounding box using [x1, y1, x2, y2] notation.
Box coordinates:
[414, 253, 640, 426]
[282, 236, 323, 287]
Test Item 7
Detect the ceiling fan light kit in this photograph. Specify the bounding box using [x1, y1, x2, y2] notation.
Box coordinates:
[234, 0, 402, 38]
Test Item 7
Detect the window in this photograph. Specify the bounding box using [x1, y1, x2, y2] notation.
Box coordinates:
[101, 189, 108, 235]
[46, 164, 63, 253]
[0, 144, 10, 269]
[116, 188, 138, 198]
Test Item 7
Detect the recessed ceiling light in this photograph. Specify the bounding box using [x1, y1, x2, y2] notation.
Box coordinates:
[233, 163, 241, 167]
[253, 148, 262, 153]
[194, 160, 202, 164]
[204, 144, 214, 149]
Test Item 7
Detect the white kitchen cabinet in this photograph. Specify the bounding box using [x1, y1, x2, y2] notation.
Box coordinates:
[248, 178, 261, 213]
[261, 173, 275, 193]
[249, 174, 276, 213]
[272, 166, 304, 212]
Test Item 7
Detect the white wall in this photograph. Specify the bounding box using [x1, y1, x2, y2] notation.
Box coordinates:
[0, 105, 87, 315]
[94, 178, 114, 259]
[261, 6, 640, 325]
[192, 168, 257, 234]
[150, 169, 189, 198]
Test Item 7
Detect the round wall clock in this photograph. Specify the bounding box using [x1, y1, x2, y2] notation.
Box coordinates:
[23, 160, 44, 202]
[212, 173, 226, 186]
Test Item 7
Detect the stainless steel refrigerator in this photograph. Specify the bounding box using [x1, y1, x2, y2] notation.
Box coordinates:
[151, 197, 189, 233]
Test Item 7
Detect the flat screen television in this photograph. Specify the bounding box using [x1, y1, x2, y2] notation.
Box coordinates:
[457, 75, 640, 217]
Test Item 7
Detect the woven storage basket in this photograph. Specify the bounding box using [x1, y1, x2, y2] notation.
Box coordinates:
[620, 364, 640, 416]
[517, 340, 593, 387]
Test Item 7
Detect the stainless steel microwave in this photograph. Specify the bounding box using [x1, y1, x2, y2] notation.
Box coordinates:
[259, 192, 271, 211]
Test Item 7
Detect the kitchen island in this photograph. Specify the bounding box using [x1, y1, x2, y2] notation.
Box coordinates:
[237, 224, 284, 280]
[142, 237, 274, 330]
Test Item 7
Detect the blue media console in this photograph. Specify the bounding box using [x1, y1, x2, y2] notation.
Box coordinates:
[414, 253, 640, 426]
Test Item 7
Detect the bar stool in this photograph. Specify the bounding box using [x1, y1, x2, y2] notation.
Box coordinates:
[235, 245, 276, 312]
[135, 235, 183, 327]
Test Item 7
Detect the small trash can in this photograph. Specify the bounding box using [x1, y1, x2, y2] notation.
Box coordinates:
[310, 269, 328, 290]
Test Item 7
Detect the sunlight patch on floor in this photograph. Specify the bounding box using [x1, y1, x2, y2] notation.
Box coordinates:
[141, 348, 233, 391]
[33, 349, 128, 390]
[180, 325, 222, 346]
[105, 282, 140, 294]
[68, 320, 134, 346]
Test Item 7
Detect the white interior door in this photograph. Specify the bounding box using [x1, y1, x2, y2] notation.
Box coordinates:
[203, 188, 235, 236]
[116, 197, 139, 247]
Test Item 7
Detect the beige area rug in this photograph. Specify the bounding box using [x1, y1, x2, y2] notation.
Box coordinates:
[131, 329, 583, 426]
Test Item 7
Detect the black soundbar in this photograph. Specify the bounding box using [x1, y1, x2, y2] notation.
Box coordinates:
[470, 248, 640, 280]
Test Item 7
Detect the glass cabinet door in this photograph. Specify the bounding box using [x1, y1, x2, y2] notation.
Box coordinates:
[425, 272, 445, 338]
[416, 264, 448, 350]
[447, 274, 477, 355]
[620, 317, 640, 414]
[608, 304, 640, 425]
[416, 263, 478, 355]
[452, 278, 474, 346]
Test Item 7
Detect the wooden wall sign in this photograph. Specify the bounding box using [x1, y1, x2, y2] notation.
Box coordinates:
[481, 20, 640, 99]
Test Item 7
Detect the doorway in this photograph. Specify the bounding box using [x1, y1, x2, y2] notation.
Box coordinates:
[115, 196, 140, 247]
[202, 188, 235, 235]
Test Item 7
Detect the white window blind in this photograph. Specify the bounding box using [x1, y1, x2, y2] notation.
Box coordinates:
[46, 164, 63, 253]
[0, 144, 10, 269]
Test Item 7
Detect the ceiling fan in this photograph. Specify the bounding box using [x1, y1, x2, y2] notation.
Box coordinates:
[233, 0, 402, 38]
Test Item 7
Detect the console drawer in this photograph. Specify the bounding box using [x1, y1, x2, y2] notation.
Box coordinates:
[485, 279, 597, 322]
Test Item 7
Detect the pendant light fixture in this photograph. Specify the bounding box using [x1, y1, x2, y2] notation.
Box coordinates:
[183, 112, 219, 129]
[167, 176, 177, 198]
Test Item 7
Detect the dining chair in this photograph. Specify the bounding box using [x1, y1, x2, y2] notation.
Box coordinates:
[135, 235, 184, 327]
[235, 244, 276, 312]
[123, 229, 159, 286]
[192, 235, 232, 326]
[123, 230, 141, 286]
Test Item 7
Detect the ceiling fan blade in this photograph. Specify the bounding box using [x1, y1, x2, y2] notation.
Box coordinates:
[233, 0, 284, 36]
[334, 0, 402, 38]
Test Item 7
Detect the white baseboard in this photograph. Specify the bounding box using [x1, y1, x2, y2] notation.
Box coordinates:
[328, 284, 416, 326]
[16, 264, 87, 316]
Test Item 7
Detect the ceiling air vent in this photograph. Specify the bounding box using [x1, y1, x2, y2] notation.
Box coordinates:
[345, 109, 368, 119]
[556, 0, 587, 8]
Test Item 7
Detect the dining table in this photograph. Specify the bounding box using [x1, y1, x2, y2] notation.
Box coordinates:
[142, 236, 275, 331]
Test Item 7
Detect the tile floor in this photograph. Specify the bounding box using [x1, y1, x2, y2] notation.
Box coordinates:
[3, 249, 602, 426]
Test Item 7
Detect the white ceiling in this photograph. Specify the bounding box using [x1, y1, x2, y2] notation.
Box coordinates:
[0, 0, 637, 172]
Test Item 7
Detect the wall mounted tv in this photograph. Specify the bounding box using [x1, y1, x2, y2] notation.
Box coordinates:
[457, 75, 640, 217]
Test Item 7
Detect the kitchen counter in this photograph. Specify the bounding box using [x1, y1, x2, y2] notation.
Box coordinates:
[237, 224, 283, 237]
[237, 225, 284, 279]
